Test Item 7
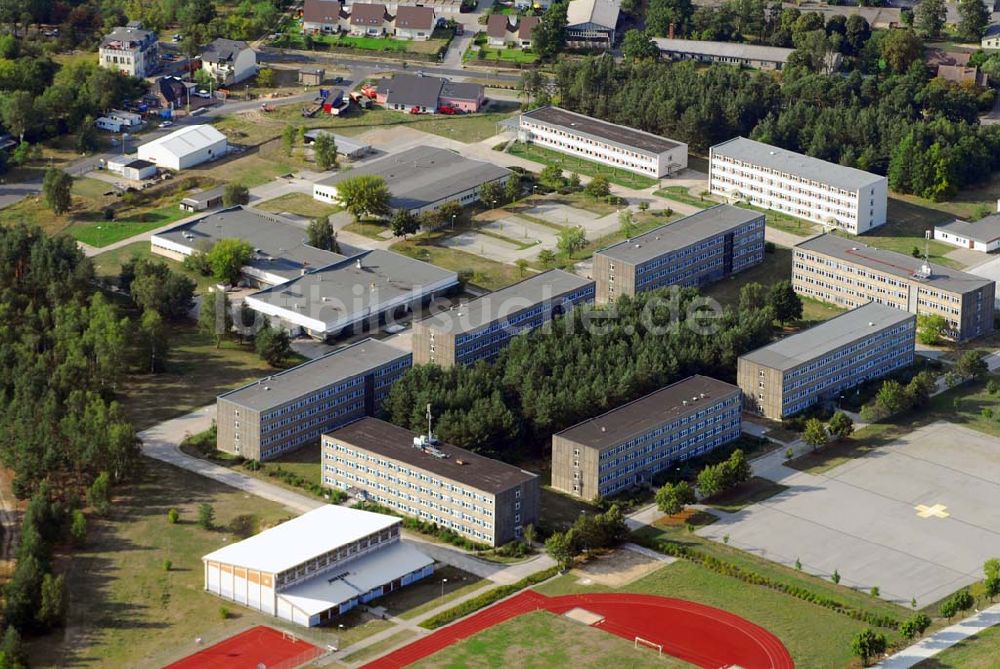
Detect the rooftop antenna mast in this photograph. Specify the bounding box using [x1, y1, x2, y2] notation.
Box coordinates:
[426, 403, 433, 443]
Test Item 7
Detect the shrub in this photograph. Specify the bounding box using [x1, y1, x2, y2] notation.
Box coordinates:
[167, 508, 179, 524]
[70, 510, 87, 546]
[163, 559, 172, 572]
[219, 605, 231, 620]
[197, 503, 215, 530]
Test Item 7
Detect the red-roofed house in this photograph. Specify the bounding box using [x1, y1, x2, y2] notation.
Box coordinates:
[486, 14, 511, 47]
[517, 16, 540, 48]
[350, 3, 390, 36]
[303, 0, 349, 33]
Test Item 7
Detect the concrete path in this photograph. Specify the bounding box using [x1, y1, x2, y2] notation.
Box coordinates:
[874, 603, 1000, 668]
[139, 405, 325, 514]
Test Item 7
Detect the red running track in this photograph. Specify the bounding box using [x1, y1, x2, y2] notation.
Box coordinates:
[363, 590, 794, 669]
[164, 626, 322, 669]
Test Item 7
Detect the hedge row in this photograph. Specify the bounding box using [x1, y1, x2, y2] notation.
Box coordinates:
[634, 536, 899, 630]
[419, 566, 560, 630]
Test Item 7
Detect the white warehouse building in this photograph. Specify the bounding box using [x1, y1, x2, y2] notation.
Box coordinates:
[202, 505, 434, 627]
[709, 137, 887, 235]
[935, 211, 1000, 253]
[518, 106, 688, 179]
[137, 124, 228, 170]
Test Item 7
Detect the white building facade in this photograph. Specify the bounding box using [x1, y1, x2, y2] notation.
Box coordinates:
[202, 506, 434, 627]
[201, 39, 257, 85]
[709, 137, 887, 235]
[935, 214, 1000, 253]
[518, 106, 688, 179]
[99, 25, 159, 78]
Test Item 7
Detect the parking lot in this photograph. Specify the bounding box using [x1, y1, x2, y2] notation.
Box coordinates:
[698, 421, 1000, 606]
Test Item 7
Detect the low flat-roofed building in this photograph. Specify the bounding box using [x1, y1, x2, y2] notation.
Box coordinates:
[552, 375, 742, 500]
[202, 505, 433, 627]
[738, 302, 916, 419]
[412, 269, 595, 367]
[245, 249, 459, 338]
[935, 215, 1000, 253]
[322, 418, 540, 546]
[710, 136, 887, 234]
[151, 206, 343, 286]
[179, 185, 226, 212]
[313, 146, 511, 216]
[593, 204, 765, 304]
[793, 233, 995, 341]
[216, 338, 411, 460]
[653, 37, 842, 71]
[565, 0, 619, 48]
[519, 106, 687, 179]
[303, 129, 371, 159]
[299, 67, 325, 85]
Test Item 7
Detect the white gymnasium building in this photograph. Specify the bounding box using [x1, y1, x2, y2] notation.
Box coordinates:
[202, 505, 434, 627]
[137, 125, 228, 170]
[709, 137, 887, 235]
[518, 106, 687, 179]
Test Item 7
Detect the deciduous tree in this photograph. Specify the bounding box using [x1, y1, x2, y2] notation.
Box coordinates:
[313, 132, 338, 170]
[207, 238, 253, 286]
[336, 174, 391, 221]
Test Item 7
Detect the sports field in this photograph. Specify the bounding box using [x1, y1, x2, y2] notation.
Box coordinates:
[165, 626, 322, 669]
[363, 590, 792, 669]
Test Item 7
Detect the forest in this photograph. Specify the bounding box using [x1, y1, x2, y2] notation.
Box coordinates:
[554, 54, 1000, 200]
[382, 288, 775, 459]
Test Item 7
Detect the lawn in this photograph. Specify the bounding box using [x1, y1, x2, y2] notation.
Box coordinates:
[465, 44, 540, 64]
[703, 477, 788, 512]
[654, 186, 717, 210]
[506, 142, 658, 190]
[532, 209, 680, 271]
[68, 204, 189, 247]
[375, 564, 488, 620]
[391, 231, 523, 291]
[734, 202, 819, 238]
[912, 622, 1000, 668]
[539, 487, 599, 534]
[283, 26, 450, 56]
[119, 322, 299, 430]
[702, 246, 846, 326]
[411, 610, 686, 669]
[840, 197, 963, 268]
[546, 191, 622, 217]
[26, 458, 296, 669]
[91, 241, 219, 293]
[343, 220, 390, 240]
[343, 630, 419, 663]
[254, 192, 342, 219]
[789, 373, 1000, 476]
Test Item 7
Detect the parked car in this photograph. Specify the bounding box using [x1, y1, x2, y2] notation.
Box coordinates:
[193, 89, 211, 98]
[438, 105, 457, 115]
[409, 106, 421, 114]
[332, 76, 344, 84]
[160, 121, 173, 128]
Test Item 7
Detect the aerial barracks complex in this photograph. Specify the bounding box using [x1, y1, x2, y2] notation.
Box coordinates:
[793, 234, 995, 342]
[592, 204, 765, 304]
[709, 137, 888, 235]
[203, 505, 434, 627]
[412, 270, 595, 367]
[321, 418, 539, 547]
[518, 106, 688, 179]
[738, 303, 916, 420]
[552, 376, 743, 500]
[216, 339, 410, 461]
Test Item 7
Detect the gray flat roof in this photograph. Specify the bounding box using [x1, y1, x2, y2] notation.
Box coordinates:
[739, 302, 914, 372]
[937, 216, 1000, 244]
[521, 106, 682, 156]
[154, 206, 344, 280]
[418, 269, 593, 335]
[218, 339, 409, 411]
[653, 37, 793, 63]
[555, 375, 740, 451]
[303, 130, 370, 155]
[248, 248, 458, 319]
[597, 204, 762, 264]
[316, 146, 511, 211]
[326, 418, 538, 494]
[181, 185, 226, 205]
[711, 137, 884, 192]
[797, 233, 995, 294]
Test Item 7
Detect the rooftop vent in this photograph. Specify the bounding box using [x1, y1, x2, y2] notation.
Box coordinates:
[682, 400, 688, 406]
[356, 258, 363, 270]
[868, 321, 875, 327]
[600, 426, 606, 432]
[455, 459, 466, 465]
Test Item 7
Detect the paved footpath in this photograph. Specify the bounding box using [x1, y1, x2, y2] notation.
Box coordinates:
[874, 603, 1000, 668]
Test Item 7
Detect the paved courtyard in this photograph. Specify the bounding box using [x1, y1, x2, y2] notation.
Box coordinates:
[698, 422, 1000, 606]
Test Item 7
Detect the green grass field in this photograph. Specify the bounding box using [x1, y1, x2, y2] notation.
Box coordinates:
[506, 143, 658, 190]
[254, 192, 343, 219]
[654, 186, 717, 209]
[391, 232, 522, 291]
[411, 610, 688, 669]
[119, 322, 300, 430]
[913, 622, 1000, 668]
[68, 205, 189, 247]
[26, 459, 296, 669]
[91, 241, 219, 293]
[378, 564, 489, 620]
[465, 44, 540, 64]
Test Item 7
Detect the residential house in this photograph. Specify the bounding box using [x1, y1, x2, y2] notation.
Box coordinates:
[517, 16, 540, 47]
[486, 14, 511, 47]
[303, 0, 349, 33]
[394, 6, 435, 40]
[983, 24, 1000, 49]
[201, 38, 257, 85]
[350, 4, 390, 36]
[99, 23, 159, 78]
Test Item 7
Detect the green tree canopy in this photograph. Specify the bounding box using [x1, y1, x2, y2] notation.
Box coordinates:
[207, 238, 253, 286]
[336, 174, 391, 221]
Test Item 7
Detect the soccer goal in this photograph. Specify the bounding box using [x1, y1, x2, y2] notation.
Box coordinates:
[634, 636, 663, 655]
[281, 630, 299, 644]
